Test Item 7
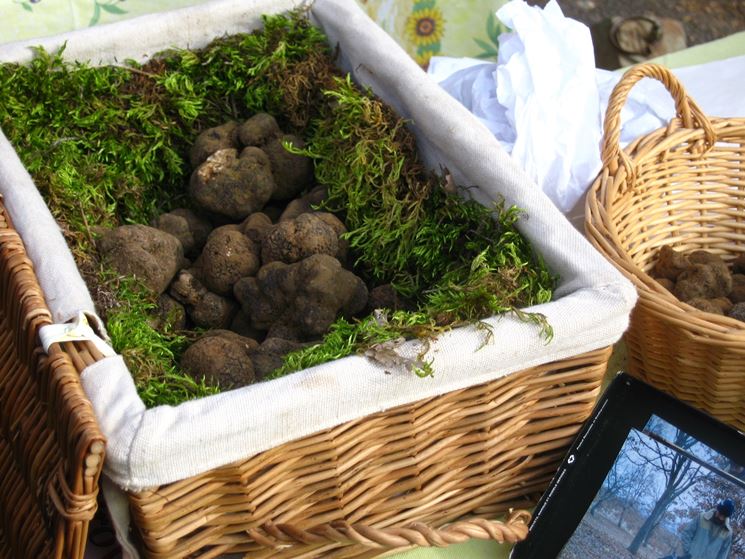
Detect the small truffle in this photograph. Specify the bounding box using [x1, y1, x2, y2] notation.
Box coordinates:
[191, 292, 237, 330]
[727, 302, 745, 323]
[367, 284, 412, 312]
[732, 254, 745, 275]
[170, 208, 213, 255]
[729, 274, 745, 304]
[190, 121, 239, 168]
[249, 337, 307, 380]
[230, 311, 265, 341]
[200, 226, 260, 296]
[687, 251, 732, 295]
[653, 245, 690, 281]
[240, 212, 274, 245]
[170, 269, 237, 329]
[97, 224, 183, 295]
[154, 293, 187, 331]
[152, 212, 195, 255]
[180, 331, 257, 388]
[261, 213, 339, 264]
[710, 297, 734, 315]
[686, 297, 724, 315]
[279, 185, 328, 222]
[189, 147, 275, 220]
[238, 113, 281, 147]
[655, 277, 675, 292]
[314, 212, 349, 263]
[265, 134, 314, 201]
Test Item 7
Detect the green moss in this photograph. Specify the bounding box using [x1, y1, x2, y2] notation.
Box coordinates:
[0, 11, 556, 402]
[267, 311, 440, 380]
[0, 13, 329, 405]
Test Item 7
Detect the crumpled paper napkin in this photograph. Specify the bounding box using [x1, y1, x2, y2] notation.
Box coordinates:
[429, 0, 745, 215]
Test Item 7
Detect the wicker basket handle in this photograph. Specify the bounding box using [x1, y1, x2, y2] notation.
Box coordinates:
[601, 63, 716, 176]
[246, 510, 531, 551]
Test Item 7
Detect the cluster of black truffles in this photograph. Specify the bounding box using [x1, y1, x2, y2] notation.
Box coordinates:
[95, 113, 399, 388]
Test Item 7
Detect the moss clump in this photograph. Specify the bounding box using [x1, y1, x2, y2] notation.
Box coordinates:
[0, 13, 331, 405]
[0, 11, 555, 402]
[96, 270, 219, 408]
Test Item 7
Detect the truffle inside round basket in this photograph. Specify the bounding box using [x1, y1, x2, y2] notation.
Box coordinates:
[585, 63, 745, 432]
[0, 1, 636, 557]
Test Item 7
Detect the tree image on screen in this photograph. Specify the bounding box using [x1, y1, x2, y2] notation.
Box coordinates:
[558, 416, 744, 559]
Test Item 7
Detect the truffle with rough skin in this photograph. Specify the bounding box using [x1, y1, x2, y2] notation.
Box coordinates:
[172, 209, 213, 254]
[180, 330, 258, 388]
[152, 212, 194, 255]
[653, 245, 690, 281]
[190, 121, 239, 168]
[710, 297, 734, 315]
[367, 284, 412, 313]
[655, 277, 675, 292]
[264, 134, 314, 201]
[686, 297, 724, 314]
[237, 113, 281, 147]
[279, 185, 328, 222]
[674, 262, 731, 301]
[189, 147, 275, 220]
[732, 255, 745, 275]
[314, 212, 349, 263]
[249, 337, 307, 380]
[240, 212, 273, 245]
[152, 293, 187, 331]
[687, 251, 732, 296]
[152, 209, 213, 258]
[200, 226, 260, 296]
[266, 322, 302, 342]
[230, 311, 265, 341]
[234, 253, 368, 338]
[191, 292, 237, 329]
[97, 224, 183, 295]
[170, 269, 237, 329]
[261, 213, 339, 265]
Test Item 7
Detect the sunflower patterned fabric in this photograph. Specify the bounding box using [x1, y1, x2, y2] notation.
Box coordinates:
[3, 0, 509, 69]
[359, 0, 509, 67]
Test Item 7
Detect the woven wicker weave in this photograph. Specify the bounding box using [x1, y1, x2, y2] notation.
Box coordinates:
[586, 63, 745, 430]
[0, 198, 105, 559]
[111, 346, 607, 558]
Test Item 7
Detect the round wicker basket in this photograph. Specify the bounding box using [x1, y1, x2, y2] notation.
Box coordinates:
[586, 63, 745, 431]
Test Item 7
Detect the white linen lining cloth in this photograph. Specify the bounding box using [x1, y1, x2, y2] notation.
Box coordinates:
[0, 0, 636, 492]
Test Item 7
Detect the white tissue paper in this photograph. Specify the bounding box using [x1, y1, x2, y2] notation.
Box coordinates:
[429, 0, 745, 219]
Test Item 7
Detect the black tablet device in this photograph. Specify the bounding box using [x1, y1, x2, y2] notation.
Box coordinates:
[510, 372, 745, 559]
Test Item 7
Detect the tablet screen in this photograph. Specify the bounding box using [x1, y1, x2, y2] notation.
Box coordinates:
[511, 373, 745, 559]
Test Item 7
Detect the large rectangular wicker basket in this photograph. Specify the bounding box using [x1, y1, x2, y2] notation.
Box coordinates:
[586, 63, 745, 431]
[0, 1, 635, 557]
